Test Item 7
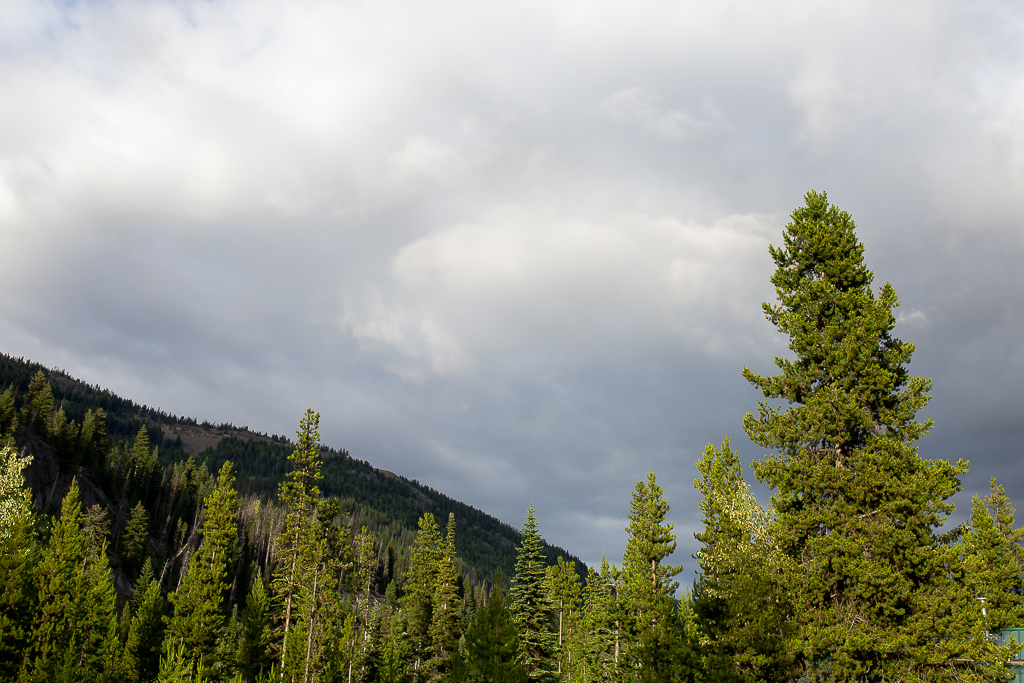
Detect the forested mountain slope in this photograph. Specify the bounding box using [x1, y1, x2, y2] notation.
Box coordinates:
[0, 351, 584, 584]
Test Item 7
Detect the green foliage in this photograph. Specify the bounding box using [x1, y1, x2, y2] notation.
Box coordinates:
[166, 461, 241, 673]
[743, 191, 1006, 681]
[620, 472, 681, 634]
[272, 409, 324, 680]
[431, 513, 462, 671]
[960, 478, 1024, 631]
[235, 571, 273, 682]
[22, 481, 123, 682]
[121, 500, 151, 578]
[21, 370, 55, 438]
[124, 561, 168, 683]
[0, 445, 35, 679]
[509, 505, 557, 683]
[692, 438, 792, 682]
[455, 573, 527, 683]
[404, 512, 443, 674]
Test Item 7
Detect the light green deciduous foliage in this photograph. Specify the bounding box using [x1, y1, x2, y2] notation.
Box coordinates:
[743, 191, 1006, 681]
[692, 438, 793, 683]
[165, 461, 240, 676]
[510, 504, 557, 683]
[0, 444, 34, 679]
[960, 478, 1024, 632]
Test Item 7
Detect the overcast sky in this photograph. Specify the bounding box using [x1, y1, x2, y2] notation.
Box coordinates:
[2, 0, 1023, 582]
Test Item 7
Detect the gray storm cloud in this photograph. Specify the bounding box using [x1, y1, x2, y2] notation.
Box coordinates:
[1, 0, 1023, 577]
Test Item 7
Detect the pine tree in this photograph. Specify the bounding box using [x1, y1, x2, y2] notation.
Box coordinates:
[124, 561, 168, 683]
[272, 409, 323, 681]
[547, 556, 582, 680]
[692, 438, 793, 682]
[960, 478, 1024, 631]
[617, 472, 687, 682]
[743, 190, 1004, 680]
[403, 512, 442, 677]
[509, 504, 557, 683]
[165, 461, 240, 675]
[577, 560, 616, 683]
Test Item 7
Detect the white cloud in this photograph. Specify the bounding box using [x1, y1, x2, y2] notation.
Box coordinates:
[599, 86, 718, 141]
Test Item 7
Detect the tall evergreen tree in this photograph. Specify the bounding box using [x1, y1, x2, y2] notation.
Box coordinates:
[235, 570, 273, 682]
[403, 512, 442, 677]
[431, 513, 462, 672]
[743, 190, 1006, 681]
[960, 478, 1024, 632]
[617, 472, 687, 682]
[124, 561, 168, 683]
[272, 409, 323, 681]
[165, 461, 240, 675]
[509, 505, 557, 683]
[547, 556, 582, 680]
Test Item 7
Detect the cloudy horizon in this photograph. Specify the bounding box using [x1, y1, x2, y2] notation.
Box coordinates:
[3, 0, 1024, 582]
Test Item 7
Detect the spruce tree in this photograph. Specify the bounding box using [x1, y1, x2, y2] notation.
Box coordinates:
[165, 461, 240, 675]
[431, 513, 462, 671]
[743, 190, 1004, 680]
[509, 504, 557, 683]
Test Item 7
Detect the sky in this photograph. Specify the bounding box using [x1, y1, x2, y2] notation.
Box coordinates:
[2, 0, 1024, 582]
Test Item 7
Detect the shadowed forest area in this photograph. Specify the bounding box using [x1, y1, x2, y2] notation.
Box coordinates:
[1, 192, 1022, 683]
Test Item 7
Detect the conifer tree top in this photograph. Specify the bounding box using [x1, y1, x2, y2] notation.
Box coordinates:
[743, 190, 932, 457]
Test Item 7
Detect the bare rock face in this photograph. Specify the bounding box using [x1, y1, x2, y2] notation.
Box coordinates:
[17, 427, 132, 600]
[18, 427, 114, 514]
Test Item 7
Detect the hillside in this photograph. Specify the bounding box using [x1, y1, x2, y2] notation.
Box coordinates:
[0, 352, 585, 583]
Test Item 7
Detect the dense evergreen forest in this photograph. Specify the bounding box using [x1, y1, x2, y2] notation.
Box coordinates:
[1, 191, 1023, 682]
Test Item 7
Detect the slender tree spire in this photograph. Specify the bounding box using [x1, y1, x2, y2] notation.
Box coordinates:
[510, 504, 557, 683]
